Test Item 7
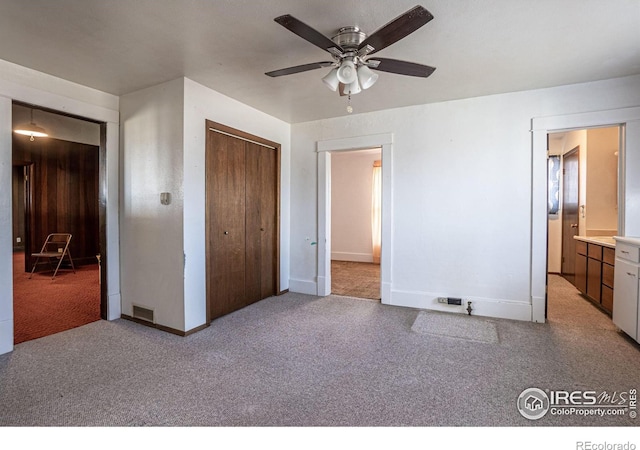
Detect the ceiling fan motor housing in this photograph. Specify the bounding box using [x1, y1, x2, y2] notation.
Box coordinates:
[332, 26, 366, 50]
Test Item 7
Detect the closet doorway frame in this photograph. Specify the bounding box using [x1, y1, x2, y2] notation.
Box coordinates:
[204, 120, 281, 323]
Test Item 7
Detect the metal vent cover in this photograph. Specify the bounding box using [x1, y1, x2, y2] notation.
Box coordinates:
[132, 305, 154, 323]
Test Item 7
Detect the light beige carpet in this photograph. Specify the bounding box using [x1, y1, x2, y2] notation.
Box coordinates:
[411, 311, 500, 344]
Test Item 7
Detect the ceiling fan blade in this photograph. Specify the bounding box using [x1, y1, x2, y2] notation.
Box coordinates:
[369, 58, 436, 78]
[265, 61, 334, 77]
[358, 6, 433, 55]
[274, 15, 344, 54]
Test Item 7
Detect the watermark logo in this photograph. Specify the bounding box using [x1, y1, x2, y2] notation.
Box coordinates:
[517, 387, 550, 420]
[576, 442, 636, 450]
[517, 387, 637, 420]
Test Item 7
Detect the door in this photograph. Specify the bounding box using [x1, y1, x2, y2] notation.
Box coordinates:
[561, 147, 579, 283]
[245, 143, 277, 302]
[205, 121, 279, 321]
[259, 146, 278, 300]
[208, 130, 247, 319]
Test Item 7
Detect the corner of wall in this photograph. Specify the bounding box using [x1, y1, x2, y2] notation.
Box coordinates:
[0, 96, 13, 355]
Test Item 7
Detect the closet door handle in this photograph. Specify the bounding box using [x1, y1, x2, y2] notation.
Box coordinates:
[224, 231, 229, 235]
[260, 228, 265, 231]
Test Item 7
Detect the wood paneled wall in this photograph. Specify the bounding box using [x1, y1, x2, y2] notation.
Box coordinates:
[13, 134, 99, 268]
[11, 166, 26, 251]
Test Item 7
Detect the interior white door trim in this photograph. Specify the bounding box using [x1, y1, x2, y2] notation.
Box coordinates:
[0, 84, 120, 355]
[531, 106, 640, 323]
[317, 133, 393, 303]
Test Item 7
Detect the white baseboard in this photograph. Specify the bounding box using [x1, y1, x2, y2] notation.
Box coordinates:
[289, 278, 318, 296]
[290, 276, 535, 323]
[317, 275, 330, 296]
[381, 281, 392, 304]
[0, 318, 13, 355]
[107, 292, 122, 321]
[531, 295, 546, 323]
[389, 289, 533, 322]
[331, 252, 373, 263]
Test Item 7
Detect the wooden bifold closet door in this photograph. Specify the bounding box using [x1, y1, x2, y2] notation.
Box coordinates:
[205, 121, 279, 321]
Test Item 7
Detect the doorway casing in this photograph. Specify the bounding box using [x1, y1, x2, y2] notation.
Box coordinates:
[531, 106, 640, 323]
[317, 133, 393, 302]
[0, 81, 120, 356]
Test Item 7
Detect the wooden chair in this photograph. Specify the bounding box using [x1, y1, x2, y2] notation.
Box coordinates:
[29, 233, 76, 280]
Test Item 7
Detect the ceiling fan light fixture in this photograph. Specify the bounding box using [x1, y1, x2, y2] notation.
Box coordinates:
[357, 65, 379, 90]
[336, 60, 357, 84]
[344, 79, 361, 96]
[322, 68, 340, 91]
[269, 7, 436, 106]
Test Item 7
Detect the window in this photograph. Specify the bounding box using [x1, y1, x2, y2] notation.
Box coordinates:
[548, 155, 560, 215]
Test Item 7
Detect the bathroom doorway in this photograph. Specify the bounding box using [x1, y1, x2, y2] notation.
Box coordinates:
[547, 126, 621, 319]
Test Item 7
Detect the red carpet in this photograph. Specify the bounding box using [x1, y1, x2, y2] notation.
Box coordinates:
[12, 252, 101, 344]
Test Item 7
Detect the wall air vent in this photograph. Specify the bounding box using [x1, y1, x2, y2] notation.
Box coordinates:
[132, 305, 154, 323]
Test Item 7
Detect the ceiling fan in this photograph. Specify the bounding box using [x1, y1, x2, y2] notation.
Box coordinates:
[265, 5, 436, 110]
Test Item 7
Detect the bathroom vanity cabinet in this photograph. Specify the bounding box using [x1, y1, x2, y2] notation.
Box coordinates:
[612, 237, 640, 343]
[574, 237, 615, 314]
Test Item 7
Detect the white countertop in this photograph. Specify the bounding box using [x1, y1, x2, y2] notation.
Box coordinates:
[614, 236, 640, 246]
[573, 236, 616, 248]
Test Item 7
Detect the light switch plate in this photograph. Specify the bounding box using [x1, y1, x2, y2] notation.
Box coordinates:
[160, 192, 171, 205]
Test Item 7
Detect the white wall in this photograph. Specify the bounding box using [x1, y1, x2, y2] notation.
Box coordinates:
[331, 150, 380, 262]
[0, 59, 120, 355]
[565, 130, 589, 237]
[586, 127, 619, 235]
[120, 78, 186, 331]
[290, 75, 640, 321]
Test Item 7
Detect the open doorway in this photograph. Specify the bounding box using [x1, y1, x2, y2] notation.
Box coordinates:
[547, 126, 621, 320]
[11, 102, 104, 344]
[330, 149, 381, 300]
[317, 133, 393, 303]
[531, 107, 640, 324]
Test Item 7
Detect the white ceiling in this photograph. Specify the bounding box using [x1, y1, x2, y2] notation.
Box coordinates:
[0, 0, 638, 123]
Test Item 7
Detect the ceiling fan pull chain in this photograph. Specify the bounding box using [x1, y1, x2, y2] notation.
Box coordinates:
[347, 93, 353, 114]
